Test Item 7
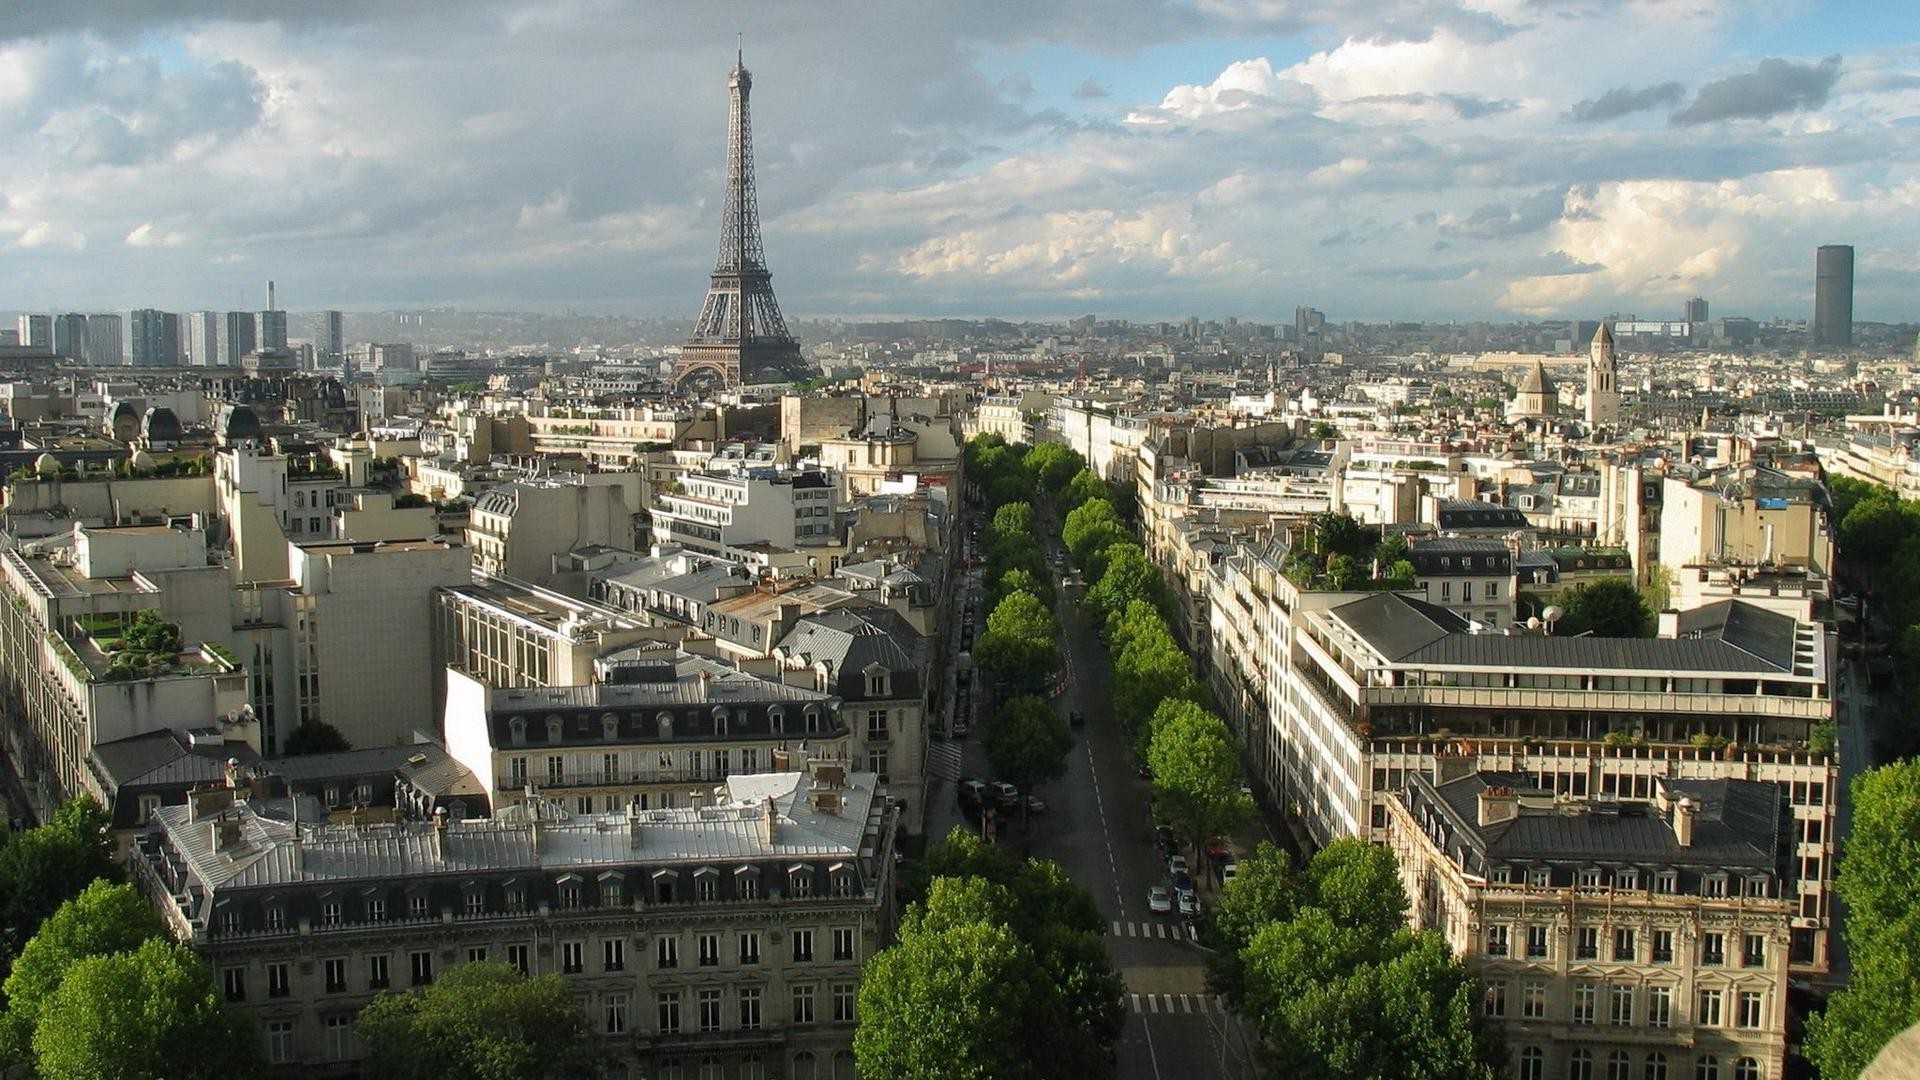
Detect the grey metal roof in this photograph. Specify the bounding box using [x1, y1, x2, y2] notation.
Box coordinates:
[91, 730, 238, 789]
[1400, 633, 1785, 674]
[778, 607, 925, 699]
[493, 653, 828, 711]
[1427, 772, 1783, 871]
[155, 769, 881, 891]
[1328, 593, 1468, 661]
[1675, 599, 1799, 673]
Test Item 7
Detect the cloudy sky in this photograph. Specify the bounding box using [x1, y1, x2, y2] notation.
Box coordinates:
[5, 0, 1918, 324]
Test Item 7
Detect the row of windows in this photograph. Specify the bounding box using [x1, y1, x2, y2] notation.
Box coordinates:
[637, 981, 857, 1035]
[217, 864, 867, 933]
[1515, 1048, 1764, 1080]
[1485, 979, 1770, 1030]
[1485, 926, 1768, 967]
[225, 928, 863, 1001]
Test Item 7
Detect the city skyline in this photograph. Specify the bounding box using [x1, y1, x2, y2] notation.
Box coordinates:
[4, 2, 1919, 323]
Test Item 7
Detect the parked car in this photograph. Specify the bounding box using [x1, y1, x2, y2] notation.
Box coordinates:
[1171, 870, 1194, 893]
[1177, 888, 1200, 918]
[951, 716, 970, 738]
[989, 780, 1021, 809]
[1167, 854, 1190, 878]
[1220, 862, 1239, 886]
[1154, 824, 1177, 857]
[1069, 710, 1086, 727]
[957, 778, 988, 807]
[1024, 794, 1047, 814]
[1147, 885, 1173, 914]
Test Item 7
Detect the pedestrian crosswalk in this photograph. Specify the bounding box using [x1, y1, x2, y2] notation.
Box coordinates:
[927, 741, 965, 783]
[1129, 993, 1228, 1015]
[1112, 920, 1200, 942]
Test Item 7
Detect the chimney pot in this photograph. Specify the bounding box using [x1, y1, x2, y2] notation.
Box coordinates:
[1674, 796, 1697, 847]
[1477, 786, 1519, 827]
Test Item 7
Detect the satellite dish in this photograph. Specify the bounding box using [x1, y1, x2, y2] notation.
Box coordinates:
[1542, 606, 1564, 635]
[1526, 616, 1543, 630]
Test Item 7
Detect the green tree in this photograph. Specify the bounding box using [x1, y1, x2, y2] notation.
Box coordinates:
[1207, 841, 1302, 1002]
[1024, 443, 1085, 496]
[871, 838, 1121, 1077]
[1807, 761, 1920, 1078]
[1112, 615, 1199, 735]
[1306, 838, 1409, 942]
[986, 696, 1072, 811]
[1060, 469, 1109, 515]
[1309, 511, 1379, 561]
[1086, 542, 1163, 619]
[990, 501, 1037, 544]
[357, 962, 606, 1080]
[990, 567, 1053, 612]
[0, 796, 119, 957]
[1558, 578, 1652, 638]
[1310, 421, 1340, 441]
[1828, 474, 1887, 525]
[31, 938, 259, 1080]
[281, 719, 351, 756]
[1246, 926, 1502, 1080]
[1, 880, 167, 1060]
[1062, 499, 1124, 566]
[1383, 559, 1417, 588]
[1146, 706, 1251, 865]
[974, 591, 1061, 691]
[1839, 492, 1914, 573]
[856, 916, 1060, 1080]
[1326, 553, 1363, 590]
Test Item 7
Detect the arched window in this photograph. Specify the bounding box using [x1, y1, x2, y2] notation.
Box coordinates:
[657, 712, 674, 739]
[791, 1051, 817, 1080]
[601, 712, 619, 740]
[1731, 1060, 1760, 1080]
[508, 717, 527, 746]
[1695, 1056, 1719, 1080]
[1569, 1049, 1593, 1080]
[832, 1050, 856, 1080]
[1644, 1052, 1668, 1080]
[1519, 1048, 1544, 1080]
[769, 707, 785, 734]
[545, 714, 563, 742]
[1607, 1051, 1631, 1080]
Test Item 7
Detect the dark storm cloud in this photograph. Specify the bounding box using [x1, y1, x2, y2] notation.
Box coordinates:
[1565, 81, 1685, 123]
[1670, 55, 1842, 125]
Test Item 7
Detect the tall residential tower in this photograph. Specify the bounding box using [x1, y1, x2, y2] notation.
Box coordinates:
[1813, 244, 1853, 348]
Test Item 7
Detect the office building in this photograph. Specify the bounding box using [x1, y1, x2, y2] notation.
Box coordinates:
[86, 313, 125, 365]
[1387, 770, 1793, 1080]
[16, 314, 52, 352]
[1204, 553, 1838, 974]
[1813, 245, 1853, 348]
[223, 311, 257, 367]
[132, 756, 894, 1075]
[187, 311, 221, 367]
[315, 311, 345, 367]
[1685, 296, 1710, 325]
[649, 470, 841, 565]
[130, 309, 181, 367]
[53, 313, 88, 360]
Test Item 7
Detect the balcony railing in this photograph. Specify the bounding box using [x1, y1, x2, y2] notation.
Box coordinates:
[498, 767, 734, 791]
[1363, 684, 1830, 720]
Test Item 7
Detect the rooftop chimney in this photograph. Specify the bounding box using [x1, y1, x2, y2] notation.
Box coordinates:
[1477, 786, 1519, 827]
[1657, 609, 1680, 638]
[760, 795, 777, 845]
[1674, 797, 1697, 848]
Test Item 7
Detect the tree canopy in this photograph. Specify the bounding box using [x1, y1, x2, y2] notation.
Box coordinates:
[985, 695, 1073, 805]
[1062, 499, 1124, 566]
[1807, 761, 1920, 1078]
[1146, 705, 1251, 863]
[1557, 578, 1652, 638]
[974, 591, 1061, 691]
[357, 962, 606, 1080]
[1, 880, 167, 1061]
[0, 796, 119, 959]
[862, 829, 1122, 1079]
[31, 938, 259, 1080]
[282, 719, 351, 756]
[1226, 839, 1503, 1080]
[1060, 469, 1109, 515]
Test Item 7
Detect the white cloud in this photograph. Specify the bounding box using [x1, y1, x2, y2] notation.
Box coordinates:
[125, 222, 187, 247]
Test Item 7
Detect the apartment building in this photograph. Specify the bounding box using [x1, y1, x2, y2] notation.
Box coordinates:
[649, 470, 840, 565]
[435, 577, 656, 698]
[0, 524, 251, 820]
[132, 758, 895, 1077]
[1205, 548, 1837, 973]
[467, 478, 641, 584]
[1387, 770, 1793, 1080]
[1405, 537, 1515, 627]
[1659, 466, 1834, 580]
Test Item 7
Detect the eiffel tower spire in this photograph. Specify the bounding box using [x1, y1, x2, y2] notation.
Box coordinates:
[676, 52, 805, 388]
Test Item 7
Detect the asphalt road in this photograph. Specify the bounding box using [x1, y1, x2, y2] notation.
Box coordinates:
[927, 529, 1259, 1080]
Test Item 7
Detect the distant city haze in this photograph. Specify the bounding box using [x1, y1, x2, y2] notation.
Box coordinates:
[2, 3, 1917, 323]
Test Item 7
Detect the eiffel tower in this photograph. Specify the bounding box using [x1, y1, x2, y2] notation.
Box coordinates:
[675, 52, 806, 388]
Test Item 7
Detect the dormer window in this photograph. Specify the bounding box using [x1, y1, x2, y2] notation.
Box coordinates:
[657, 712, 674, 739]
[557, 874, 584, 909]
[602, 713, 620, 741]
[599, 872, 625, 907]
[804, 708, 822, 735]
[713, 706, 729, 735]
[866, 667, 890, 696]
[769, 707, 785, 735]
[545, 715, 563, 743]
[509, 717, 527, 747]
[789, 865, 813, 899]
